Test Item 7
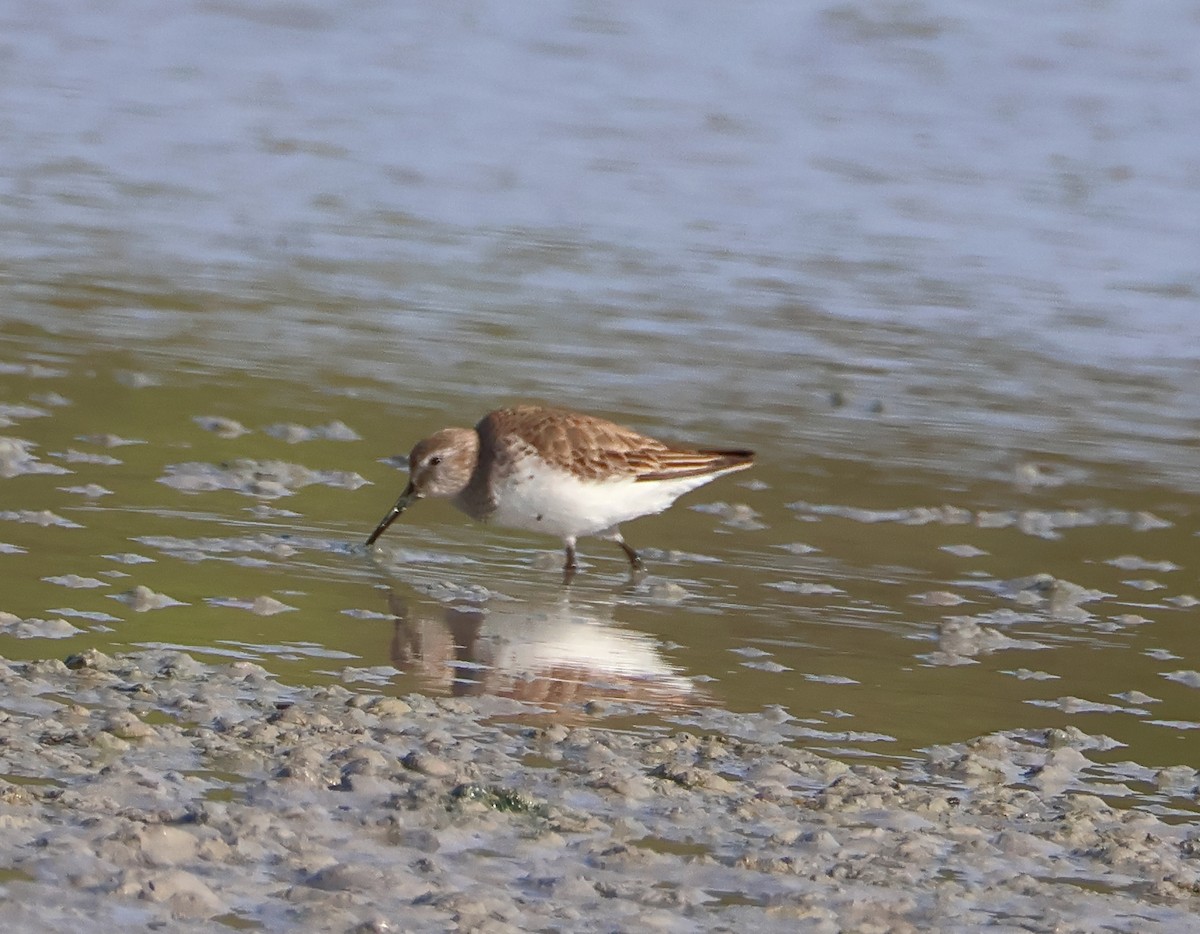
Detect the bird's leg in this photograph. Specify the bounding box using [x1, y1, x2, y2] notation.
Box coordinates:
[562, 539, 579, 585]
[616, 536, 645, 573]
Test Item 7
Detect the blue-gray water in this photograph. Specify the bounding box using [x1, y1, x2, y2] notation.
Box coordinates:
[1, 0, 1198, 814]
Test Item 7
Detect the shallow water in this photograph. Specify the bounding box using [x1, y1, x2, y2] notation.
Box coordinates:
[1, 0, 1198, 820]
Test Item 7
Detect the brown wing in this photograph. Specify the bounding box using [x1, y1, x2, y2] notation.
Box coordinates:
[632, 448, 755, 481]
[478, 406, 754, 482]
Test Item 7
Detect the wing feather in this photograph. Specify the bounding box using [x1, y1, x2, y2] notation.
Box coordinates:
[479, 406, 754, 483]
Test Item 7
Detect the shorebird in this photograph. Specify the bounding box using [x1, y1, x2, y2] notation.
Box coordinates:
[365, 405, 754, 575]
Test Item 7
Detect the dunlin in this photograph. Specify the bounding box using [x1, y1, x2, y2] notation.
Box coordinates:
[366, 406, 755, 575]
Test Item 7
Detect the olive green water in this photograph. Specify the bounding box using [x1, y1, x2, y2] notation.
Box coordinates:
[2, 0, 1199, 818]
[2, 300, 1198, 814]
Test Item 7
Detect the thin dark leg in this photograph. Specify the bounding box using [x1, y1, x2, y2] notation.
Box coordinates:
[617, 539, 644, 572]
[562, 542, 578, 585]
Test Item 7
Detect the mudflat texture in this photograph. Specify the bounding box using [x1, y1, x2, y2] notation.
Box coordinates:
[1, 649, 1196, 932]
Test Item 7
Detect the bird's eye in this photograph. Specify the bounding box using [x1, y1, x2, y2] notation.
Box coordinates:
[428, 455, 442, 467]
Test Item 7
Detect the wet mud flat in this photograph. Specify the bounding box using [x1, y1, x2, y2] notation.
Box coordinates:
[0, 649, 1197, 932]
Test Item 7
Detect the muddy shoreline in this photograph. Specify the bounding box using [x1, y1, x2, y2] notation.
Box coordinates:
[0, 648, 1196, 932]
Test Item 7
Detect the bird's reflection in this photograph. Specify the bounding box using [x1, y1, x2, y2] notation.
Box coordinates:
[384, 585, 702, 711]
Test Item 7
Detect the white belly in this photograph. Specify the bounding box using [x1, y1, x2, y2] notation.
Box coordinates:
[481, 464, 715, 540]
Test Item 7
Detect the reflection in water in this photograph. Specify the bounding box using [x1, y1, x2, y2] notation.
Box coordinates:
[384, 585, 699, 710]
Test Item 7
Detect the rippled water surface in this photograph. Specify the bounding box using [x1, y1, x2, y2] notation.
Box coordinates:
[2, 0, 1198, 814]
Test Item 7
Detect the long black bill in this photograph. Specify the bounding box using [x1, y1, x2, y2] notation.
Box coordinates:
[365, 483, 418, 546]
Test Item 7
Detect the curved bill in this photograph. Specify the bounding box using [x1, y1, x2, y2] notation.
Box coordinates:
[365, 483, 418, 546]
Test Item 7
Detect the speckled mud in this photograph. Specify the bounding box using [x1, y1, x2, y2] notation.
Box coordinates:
[1, 649, 1196, 932]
